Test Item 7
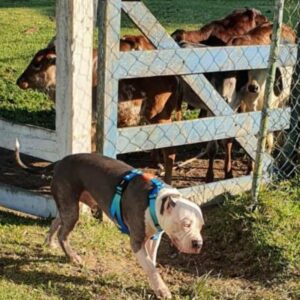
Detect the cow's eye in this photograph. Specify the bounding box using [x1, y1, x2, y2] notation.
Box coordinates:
[32, 62, 41, 70]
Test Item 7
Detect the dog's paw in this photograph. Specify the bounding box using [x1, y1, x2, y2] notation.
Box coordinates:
[154, 286, 172, 299]
[70, 254, 83, 265]
[44, 237, 60, 249]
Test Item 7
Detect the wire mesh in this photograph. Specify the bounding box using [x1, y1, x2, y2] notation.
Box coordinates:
[10, 0, 299, 204]
[269, 1, 300, 182]
[96, 0, 299, 203]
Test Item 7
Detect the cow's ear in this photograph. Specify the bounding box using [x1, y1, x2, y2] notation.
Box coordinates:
[46, 52, 56, 64]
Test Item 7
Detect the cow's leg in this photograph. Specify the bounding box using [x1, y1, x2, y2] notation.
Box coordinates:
[224, 139, 234, 179]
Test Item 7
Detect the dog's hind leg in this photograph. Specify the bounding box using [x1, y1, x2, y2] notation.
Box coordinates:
[57, 204, 81, 264]
[45, 215, 61, 248]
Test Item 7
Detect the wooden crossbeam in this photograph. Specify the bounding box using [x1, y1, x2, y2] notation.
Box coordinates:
[0, 118, 57, 162]
[96, 0, 122, 157]
[122, 1, 273, 168]
[116, 45, 297, 79]
[179, 175, 252, 205]
[117, 108, 290, 153]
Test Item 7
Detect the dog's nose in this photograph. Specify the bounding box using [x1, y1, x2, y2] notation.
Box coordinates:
[191, 240, 202, 249]
[248, 84, 259, 93]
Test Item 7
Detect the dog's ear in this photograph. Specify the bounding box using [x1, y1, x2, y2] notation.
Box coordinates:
[160, 196, 176, 215]
[274, 67, 283, 97]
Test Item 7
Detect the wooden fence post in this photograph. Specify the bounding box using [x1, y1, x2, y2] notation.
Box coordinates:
[251, 0, 285, 204]
[96, 0, 121, 157]
[56, 0, 94, 158]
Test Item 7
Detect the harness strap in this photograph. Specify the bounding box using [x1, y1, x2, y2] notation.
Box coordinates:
[110, 169, 164, 238]
[149, 178, 163, 232]
[110, 169, 142, 234]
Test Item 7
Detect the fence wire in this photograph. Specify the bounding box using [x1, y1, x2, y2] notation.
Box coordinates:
[270, 1, 300, 183]
[95, 0, 299, 203]
[11, 0, 299, 204]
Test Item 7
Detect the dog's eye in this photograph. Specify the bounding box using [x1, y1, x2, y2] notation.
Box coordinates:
[183, 222, 191, 228]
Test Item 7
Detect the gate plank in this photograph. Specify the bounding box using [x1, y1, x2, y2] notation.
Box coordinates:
[0, 118, 57, 162]
[179, 175, 252, 205]
[116, 45, 297, 78]
[97, 0, 122, 157]
[117, 108, 290, 153]
[122, 1, 273, 167]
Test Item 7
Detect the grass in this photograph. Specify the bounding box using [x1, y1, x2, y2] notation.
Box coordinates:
[0, 181, 299, 299]
[0, 0, 55, 128]
[0, 1, 299, 299]
[0, 0, 276, 128]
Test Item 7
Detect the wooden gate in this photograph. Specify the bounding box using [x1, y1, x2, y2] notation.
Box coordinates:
[97, 0, 296, 204]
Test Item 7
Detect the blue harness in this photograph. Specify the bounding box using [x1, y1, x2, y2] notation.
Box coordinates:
[110, 169, 164, 238]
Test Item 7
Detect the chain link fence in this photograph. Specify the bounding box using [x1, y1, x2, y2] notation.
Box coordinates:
[2, 0, 298, 207]
[95, 0, 299, 203]
[269, 0, 300, 181]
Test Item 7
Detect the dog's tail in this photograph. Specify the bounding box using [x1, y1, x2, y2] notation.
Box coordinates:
[15, 139, 56, 175]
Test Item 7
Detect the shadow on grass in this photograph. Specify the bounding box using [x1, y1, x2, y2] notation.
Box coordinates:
[0, 107, 55, 129]
[157, 197, 291, 283]
[0, 248, 150, 299]
[0, 255, 94, 299]
[0, 209, 50, 227]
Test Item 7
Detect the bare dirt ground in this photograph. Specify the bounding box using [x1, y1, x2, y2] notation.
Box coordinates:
[0, 144, 249, 193]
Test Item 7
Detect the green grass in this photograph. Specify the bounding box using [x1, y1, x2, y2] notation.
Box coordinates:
[0, 2, 299, 297]
[0, 0, 276, 128]
[0, 182, 299, 299]
[0, 0, 55, 128]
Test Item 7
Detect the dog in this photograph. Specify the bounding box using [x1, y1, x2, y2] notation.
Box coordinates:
[15, 144, 204, 299]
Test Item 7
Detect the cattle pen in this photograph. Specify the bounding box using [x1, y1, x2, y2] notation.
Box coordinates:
[0, 0, 299, 218]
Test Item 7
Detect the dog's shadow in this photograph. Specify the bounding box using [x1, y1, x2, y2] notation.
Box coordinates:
[0, 254, 93, 299]
[0, 246, 153, 299]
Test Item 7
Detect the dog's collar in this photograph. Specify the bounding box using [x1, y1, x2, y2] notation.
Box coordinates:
[110, 169, 164, 237]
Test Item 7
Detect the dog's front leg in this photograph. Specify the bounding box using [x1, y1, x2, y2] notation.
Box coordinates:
[145, 231, 163, 266]
[132, 241, 171, 299]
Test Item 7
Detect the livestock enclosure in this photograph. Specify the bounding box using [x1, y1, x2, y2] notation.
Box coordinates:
[0, 0, 299, 218]
[0, 1, 299, 299]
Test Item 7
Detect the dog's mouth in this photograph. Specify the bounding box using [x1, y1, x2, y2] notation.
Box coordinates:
[170, 237, 183, 252]
[170, 237, 202, 254]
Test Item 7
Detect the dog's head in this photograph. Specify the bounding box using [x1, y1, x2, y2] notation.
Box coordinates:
[158, 189, 204, 254]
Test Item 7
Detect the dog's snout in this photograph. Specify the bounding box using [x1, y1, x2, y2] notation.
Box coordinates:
[191, 239, 202, 249]
[248, 84, 259, 93]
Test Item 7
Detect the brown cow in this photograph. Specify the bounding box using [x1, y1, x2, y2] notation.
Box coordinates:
[229, 23, 296, 173]
[16, 36, 182, 184]
[228, 22, 297, 45]
[171, 8, 269, 44]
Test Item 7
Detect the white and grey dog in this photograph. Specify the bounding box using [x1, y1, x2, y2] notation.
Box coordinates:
[15, 151, 204, 299]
